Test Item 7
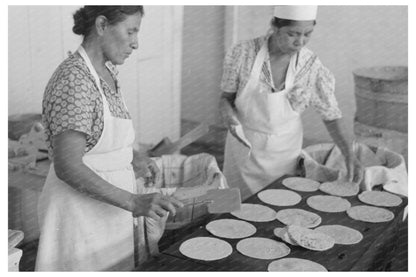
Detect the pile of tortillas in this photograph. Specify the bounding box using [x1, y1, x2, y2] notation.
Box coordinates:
[179, 237, 233, 261]
[285, 225, 335, 251]
[282, 177, 321, 192]
[268, 258, 327, 271]
[274, 227, 298, 246]
[307, 195, 351, 213]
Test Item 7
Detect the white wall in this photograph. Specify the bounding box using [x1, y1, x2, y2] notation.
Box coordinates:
[8, 5, 183, 145]
[181, 6, 225, 125]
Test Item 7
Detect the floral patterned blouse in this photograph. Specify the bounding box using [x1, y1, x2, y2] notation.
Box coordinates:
[42, 51, 130, 159]
[220, 35, 342, 121]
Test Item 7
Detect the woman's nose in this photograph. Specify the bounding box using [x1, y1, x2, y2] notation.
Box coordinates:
[294, 36, 306, 47]
[131, 36, 139, 50]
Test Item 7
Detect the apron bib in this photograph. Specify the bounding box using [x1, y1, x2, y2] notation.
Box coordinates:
[36, 46, 143, 271]
[223, 42, 303, 201]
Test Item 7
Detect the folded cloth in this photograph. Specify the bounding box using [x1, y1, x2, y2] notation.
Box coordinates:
[299, 142, 407, 196]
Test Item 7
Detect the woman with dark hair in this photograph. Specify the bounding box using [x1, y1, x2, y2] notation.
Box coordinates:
[36, 6, 183, 271]
[220, 6, 363, 200]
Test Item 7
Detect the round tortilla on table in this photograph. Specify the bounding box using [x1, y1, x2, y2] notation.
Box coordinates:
[358, 191, 402, 207]
[314, 225, 363, 245]
[347, 205, 395, 223]
[287, 225, 335, 251]
[179, 237, 233, 261]
[306, 195, 351, 213]
[268, 258, 327, 272]
[257, 189, 301, 206]
[236, 237, 291, 260]
[273, 227, 298, 246]
[276, 208, 322, 228]
[319, 180, 359, 197]
[231, 203, 277, 222]
[206, 219, 257, 239]
[282, 177, 321, 192]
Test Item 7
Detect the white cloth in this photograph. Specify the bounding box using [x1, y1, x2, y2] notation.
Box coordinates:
[138, 153, 229, 229]
[36, 46, 143, 271]
[223, 41, 303, 201]
[299, 143, 408, 220]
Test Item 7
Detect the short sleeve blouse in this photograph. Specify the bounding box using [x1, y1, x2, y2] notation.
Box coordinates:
[220, 36, 342, 121]
[42, 51, 131, 159]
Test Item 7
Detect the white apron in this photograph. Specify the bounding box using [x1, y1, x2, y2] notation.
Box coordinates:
[36, 46, 145, 271]
[223, 42, 303, 201]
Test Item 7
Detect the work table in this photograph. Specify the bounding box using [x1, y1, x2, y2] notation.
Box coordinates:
[136, 176, 408, 271]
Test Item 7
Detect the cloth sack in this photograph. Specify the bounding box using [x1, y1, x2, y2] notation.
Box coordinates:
[298, 142, 407, 196]
[135, 153, 228, 255]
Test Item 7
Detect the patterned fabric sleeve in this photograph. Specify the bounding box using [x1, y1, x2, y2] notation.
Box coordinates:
[309, 60, 343, 121]
[43, 66, 96, 139]
[220, 42, 244, 93]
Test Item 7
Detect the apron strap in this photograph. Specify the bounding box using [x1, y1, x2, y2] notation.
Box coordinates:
[77, 46, 110, 111]
[250, 42, 268, 82]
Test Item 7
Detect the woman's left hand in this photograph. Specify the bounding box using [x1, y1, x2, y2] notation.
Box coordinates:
[134, 156, 161, 186]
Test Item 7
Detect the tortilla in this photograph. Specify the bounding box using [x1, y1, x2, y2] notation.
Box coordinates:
[282, 177, 321, 192]
[273, 227, 298, 246]
[231, 203, 277, 222]
[306, 195, 351, 213]
[179, 237, 232, 261]
[287, 225, 335, 251]
[206, 219, 256, 239]
[319, 180, 359, 197]
[276, 208, 322, 228]
[236, 237, 290, 260]
[358, 191, 403, 207]
[314, 225, 363, 245]
[347, 205, 394, 223]
[268, 258, 327, 272]
[257, 189, 301, 206]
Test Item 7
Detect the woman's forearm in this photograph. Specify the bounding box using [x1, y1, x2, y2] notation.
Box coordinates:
[54, 161, 135, 213]
[323, 118, 354, 157]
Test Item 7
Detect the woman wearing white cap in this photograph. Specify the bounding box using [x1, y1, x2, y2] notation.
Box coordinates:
[220, 5, 363, 200]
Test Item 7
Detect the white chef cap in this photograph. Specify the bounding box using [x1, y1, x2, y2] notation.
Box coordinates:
[274, 5, 318, 21]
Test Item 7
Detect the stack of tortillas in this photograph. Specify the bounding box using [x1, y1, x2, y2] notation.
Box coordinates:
[274, 227, 298, 246]
[257, 189, 301, 206]
[179, 237, 232, 261]
[320, 180, 359, 197]
[236, 237, 290, 259]
[347, 205, 394, 223]
[206, 219, 256, 239]
[276, 208, 322, 228]
[314, 225, 363, 245]
[287, 225, 335, 251]
[231, 203, 277, 222]
[268, 258, 327, 271]
[358, 191, 402, 207]
[282, 177, 320, 192]
[306, 195, 351, 213]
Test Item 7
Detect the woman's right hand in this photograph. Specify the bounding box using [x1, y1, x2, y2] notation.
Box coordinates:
[130, 193, 184, 221]
[224, 111, 250, 146]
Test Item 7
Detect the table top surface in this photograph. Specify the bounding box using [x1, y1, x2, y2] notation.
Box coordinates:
[137, 176, 408, 271]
